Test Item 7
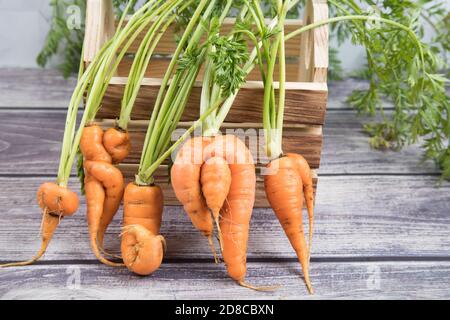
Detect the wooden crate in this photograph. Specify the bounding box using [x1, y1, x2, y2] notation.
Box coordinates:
[83, 0, 329, 207]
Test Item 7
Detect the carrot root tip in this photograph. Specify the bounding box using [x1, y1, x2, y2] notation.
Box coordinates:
[237, 281, 281, 292]
[207, 236, 220, 264]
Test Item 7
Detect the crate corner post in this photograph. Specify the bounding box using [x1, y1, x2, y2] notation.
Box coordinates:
[83, 0, 115, 65]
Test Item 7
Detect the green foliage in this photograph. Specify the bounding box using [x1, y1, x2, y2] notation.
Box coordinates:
[38, 0, 141, 78]
[329, 0, 450, 179]
[37, 0, 85, 78]
[209, 35, 250, 97]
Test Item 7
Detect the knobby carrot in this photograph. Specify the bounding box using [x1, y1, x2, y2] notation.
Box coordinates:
[122, 0, 214, 275]
[121, 183, 165, 276]
[80, 125, 125, 267]
[103, 127, 131, 164]
[264, 155, 314, 294]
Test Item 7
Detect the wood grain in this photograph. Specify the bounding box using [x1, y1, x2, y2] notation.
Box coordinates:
[97, 77, 328, 125]
[117, 56, 303, 82]
[83, 0, 115, 63]
[298, 0, 329, 82]
[0, 110, 438, 175]
[116, 18, 304, 57]
[2, 262, 450, 299]
[0, 176, 448, 261]
[0, 69, 366, 110]
[0, 68, 76, 108]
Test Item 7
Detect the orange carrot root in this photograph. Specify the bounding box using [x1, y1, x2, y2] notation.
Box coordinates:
[121, 225, 165, 276]
[80, 125, 112, 163]
[171, 137, 218, 258]
[264, 155, 314, 294]
[80, 125, 125, 267]
[238, 281, 281, 292]
[213, 135, 256, 287]
[103, 127, 131, 164]
[1, 182, 79, 268]
[286, 153, 315, 259]
[121, 183, 165, 275]
[172, 135, 258, 287]
[84, 160, 124, 267]
[201, 156, 231, 252]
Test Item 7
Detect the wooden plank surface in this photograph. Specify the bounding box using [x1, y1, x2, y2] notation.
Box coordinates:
[97, 78, 328, 125]
[0, 68, 371, 111]
[0, 68, 76, 108]
[0, 175, 448, 262]
[117, 55, 303, 82]
[0, 68, 448, 300]
[0, 110, 438, 175]
[2, 262, 450, 299]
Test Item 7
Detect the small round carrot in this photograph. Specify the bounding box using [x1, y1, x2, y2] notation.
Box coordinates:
[200, 156, 231, 250]
[1, 182, 79, 267]
[171, 136, 219, 262]
[264, 155, 314, 294]
[121, 183, 165, 276]
[103, 127, 131, 164]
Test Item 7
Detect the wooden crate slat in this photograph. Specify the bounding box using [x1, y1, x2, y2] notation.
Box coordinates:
[117, 18, 304, 57]
[97, 77, 328, 125]
[117, 56, 302, 82]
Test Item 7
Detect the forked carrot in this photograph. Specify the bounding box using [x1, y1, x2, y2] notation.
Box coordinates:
[264, 155, 314, 294]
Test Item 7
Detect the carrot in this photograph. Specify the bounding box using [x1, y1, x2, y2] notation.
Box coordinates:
[213, 135, 260, 290]
[121, 183, 165, 275]
[80, 125, 125, 266]
[171, 136, 220, 262]
[264, 155, 314, 294]
[286, 153, 314, 257]
[200, 156, 231, 250]
[103, 127, 131, 164]
[84, 160, 124, 266]
[0, 182, 79, 267]
[80, 125, 112, 163]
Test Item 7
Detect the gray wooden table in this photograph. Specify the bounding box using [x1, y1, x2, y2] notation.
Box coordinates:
[0, 68, 449, 300]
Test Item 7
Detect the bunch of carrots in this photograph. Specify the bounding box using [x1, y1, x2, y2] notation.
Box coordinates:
[1, 0, 429, 294]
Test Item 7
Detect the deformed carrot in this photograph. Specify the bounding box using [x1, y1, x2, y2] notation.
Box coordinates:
[200, 156, 231, 250]
[80, 125, 125, 266]
[121, 183, 165, 276]
[286, 153, 314, 257]
[264, 155, 314, 294]
[80, 125, 112, 163]
[171, 136, 219, 262]
[212, 135, 259, 289]
[103, 127, 131, 164]
[84, 160, 124, 267]
[0, 182, 79, 267]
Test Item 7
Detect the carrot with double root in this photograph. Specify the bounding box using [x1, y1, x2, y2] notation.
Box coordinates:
[171, 2, 280, 290]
